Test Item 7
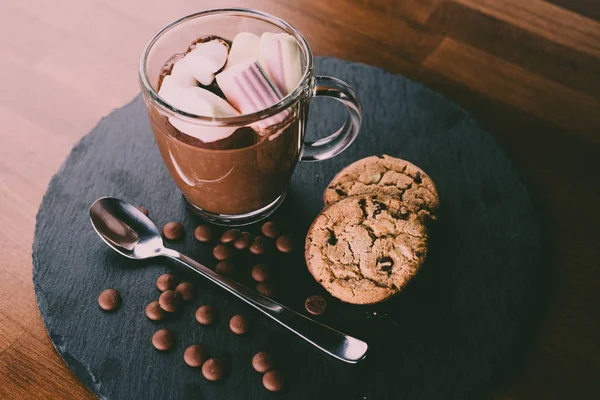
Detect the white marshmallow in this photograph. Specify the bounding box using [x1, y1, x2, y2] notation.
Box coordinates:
[259, 33, 303, 95]
[183, 39, 229, 85]
[225, 32, 260, 68]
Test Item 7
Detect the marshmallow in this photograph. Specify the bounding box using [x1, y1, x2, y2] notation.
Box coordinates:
[259, 33, 303, 95]
[157, 83, 240, 142]
[216, 60, 288, 130]
[225, 32, 260, 68]
[181, 39, 230, 85]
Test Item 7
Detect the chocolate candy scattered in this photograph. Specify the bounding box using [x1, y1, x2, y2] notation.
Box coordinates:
[249, 236, 268, 255]
[256, 282, 275, 298]
[163, 222, 184, 240]
[136, 206, 149, 216]
[152, 329, 174, 351]
[98, 289, 121, 311]
[194, 224, 214, 243]
[263, 370, 285, 392]
[221, 229, 241, 243]
[202, 358, 225, 381]
[233, 232, 252, 250]
[305, 295, 327, 315]
[229, 314, 249, 335]
[175, 282, 195, 301]
[184, 344, 207, 368]
[213, 243, 235, 260]
[145, 301, 167, 321]
[215, 260, 235, 277]
[158, 290, 181, 312]
[275, 234, 295, 253]
[251, 264, 271, 282]
[156, 273, 178, 291]
[196, 305, 216, 325]
[252, 352, 274, 373]
[261, 221, 280, 239]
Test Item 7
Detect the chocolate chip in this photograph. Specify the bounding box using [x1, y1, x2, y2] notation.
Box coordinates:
[158, 290, 181, 312]
[326, 229, 338, 246]
[152, 329, 174, 351]
[136, 206, 149, 216]
[261, 221, 280, 239]
[414, 171, 422, 184]
[194, 224, 214, 242]
[213, 243, 235, 260]
[276, 234, 295, 253]
[195, 305, 216, 325]
[377, 257, 394, 272]
[202, 358, 225, 381]
[252, 352, 274, 373]
[305, 295, 327, 315]
[215, 260, 235, 276]
[335, 188, 346, 196]
[162, 222, 184, 240]
[98, 289, 121, 311]
[263, 370, 285, 392]
[373, 201, 388, 217]
[394, 206, 410, 220]
[358, 198, 367, 218]
[145, 301, 166, 321]
[175, 282, 195, 301]
[249, 236, 269, 255]
[233, 232, 252, 250]
[251, 264, 271, 282]
[184, 344, 207, 368]
[221, 229, 241, 244]
[229, 314, 249, 335]
[156, 273, 178, 291]
[256, 282, 276, 298]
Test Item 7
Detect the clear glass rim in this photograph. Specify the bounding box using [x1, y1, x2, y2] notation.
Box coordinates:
[138, 8, 313, 126]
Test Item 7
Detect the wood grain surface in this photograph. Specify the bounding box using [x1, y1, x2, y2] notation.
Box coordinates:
[0, 0, 598, 398]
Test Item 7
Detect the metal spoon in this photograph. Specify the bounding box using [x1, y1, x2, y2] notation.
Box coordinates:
[90, 197, 368, 364]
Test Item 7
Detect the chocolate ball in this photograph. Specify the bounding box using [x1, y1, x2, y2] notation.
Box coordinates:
[156, 273, 178, 291]
[249, 236, 269, 255]
[184, 344, 207, 368]
[251, 264, 271, 282]
[152, 329, 174, 351]
[213, 243, 235, 261]
[158, 290, 181, 312]
[215, 261, 235, 277]
[252, 351, 274, 373]
[145, 301, 166, 321]
[275, 234, 295, 253]
[233, 232, 252, 250]
[221, 229, 241, 243]
[136, 206, 149, 216]
[305, 295, 327, 315]
[263, 370, 285, 392]
[229, 314, 249, 335]
[195, 305, 216, 325]
[194, 224, 214, 243]
[98, 289, 121, 311]
[256, 282, 276, 298]
[175, 282, 195, 301]
[202, 358, 225, 381]
[261, 221, 280, 239]
[162, 222, 184, 240]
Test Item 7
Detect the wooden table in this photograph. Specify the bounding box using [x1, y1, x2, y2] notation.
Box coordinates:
[1, 0, 598, 398]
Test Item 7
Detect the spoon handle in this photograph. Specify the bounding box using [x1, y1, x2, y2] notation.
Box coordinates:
[163, 249, 368, 364]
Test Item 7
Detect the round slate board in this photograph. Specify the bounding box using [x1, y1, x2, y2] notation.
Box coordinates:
[33, 57, 544, 400]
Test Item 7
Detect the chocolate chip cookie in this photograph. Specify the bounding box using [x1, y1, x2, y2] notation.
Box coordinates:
[323, 155, 439, 220]
[305, 194, 428, 304]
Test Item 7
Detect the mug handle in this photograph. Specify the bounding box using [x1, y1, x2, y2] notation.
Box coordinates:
[300, 76, 362, 162]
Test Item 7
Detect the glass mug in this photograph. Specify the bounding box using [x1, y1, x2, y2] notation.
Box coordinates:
[139, 8, 362, 225]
